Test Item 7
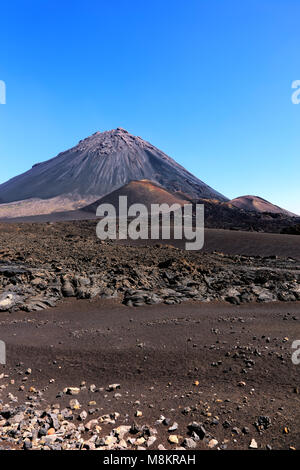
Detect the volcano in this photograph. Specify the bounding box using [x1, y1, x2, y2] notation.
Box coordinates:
[0, 128, 227, 211]
[82, 179, 192, 215]
[226, 195, 298, 217]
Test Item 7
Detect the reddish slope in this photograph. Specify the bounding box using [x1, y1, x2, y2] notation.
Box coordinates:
[82, 179, 192, 214]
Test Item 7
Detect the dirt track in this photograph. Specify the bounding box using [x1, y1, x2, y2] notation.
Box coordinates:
[119, 227, 300, 260]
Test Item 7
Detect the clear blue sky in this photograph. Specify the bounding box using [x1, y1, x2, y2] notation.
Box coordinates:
[0, 0, 299, 213]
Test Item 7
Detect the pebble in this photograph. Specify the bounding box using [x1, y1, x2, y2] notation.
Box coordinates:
[249, 439, 258, 449]
[168, 435, 179, 444]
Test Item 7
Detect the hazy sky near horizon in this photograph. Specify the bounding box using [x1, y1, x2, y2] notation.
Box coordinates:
[0, 0, 299, 213]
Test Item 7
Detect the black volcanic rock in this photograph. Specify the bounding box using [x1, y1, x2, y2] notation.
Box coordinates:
[0, 128, 228, 204]
[281, 224, 300, 235]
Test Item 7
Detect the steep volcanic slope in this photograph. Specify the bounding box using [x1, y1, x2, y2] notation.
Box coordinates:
[0, 128, 228, 205]
[82, 179, 192, 214]
[226, 195, 297, 216]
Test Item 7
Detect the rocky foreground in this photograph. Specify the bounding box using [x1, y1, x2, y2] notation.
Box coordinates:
[0, 378, 287, 451]
[0, 221, 299, 313]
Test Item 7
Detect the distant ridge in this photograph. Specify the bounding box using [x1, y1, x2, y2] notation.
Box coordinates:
[226, 195, 298, 217]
